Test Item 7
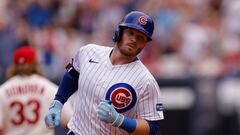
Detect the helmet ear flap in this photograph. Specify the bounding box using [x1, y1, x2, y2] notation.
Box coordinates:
[113, 28, 122, 42]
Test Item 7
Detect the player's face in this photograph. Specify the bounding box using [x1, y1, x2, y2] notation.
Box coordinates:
[117, 28, 148, 57]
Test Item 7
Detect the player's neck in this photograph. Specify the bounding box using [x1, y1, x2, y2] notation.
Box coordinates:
[110, 47, 137, 65]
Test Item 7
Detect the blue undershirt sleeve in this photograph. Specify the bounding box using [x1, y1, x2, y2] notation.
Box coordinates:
[54, 71, 78, 104]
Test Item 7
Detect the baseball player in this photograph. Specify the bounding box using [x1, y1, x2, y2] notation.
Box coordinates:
[45, 11, 164, 135]
[0, 46, 73, 135]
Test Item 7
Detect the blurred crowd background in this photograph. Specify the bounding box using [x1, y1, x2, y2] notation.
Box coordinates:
[0, 0, 240, 135]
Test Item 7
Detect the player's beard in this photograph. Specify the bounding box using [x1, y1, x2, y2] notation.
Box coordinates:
[117, 41, 143, 57]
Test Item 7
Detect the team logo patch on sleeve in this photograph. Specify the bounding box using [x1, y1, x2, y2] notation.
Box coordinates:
[156, 103, 163, 111]
[105, 83, 137, 113]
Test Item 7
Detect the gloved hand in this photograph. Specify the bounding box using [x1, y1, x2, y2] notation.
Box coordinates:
[45, 100, 63, 128]
[97, 100, 124, 127]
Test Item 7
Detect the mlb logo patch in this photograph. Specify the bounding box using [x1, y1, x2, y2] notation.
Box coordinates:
[156, 103, 163, 111]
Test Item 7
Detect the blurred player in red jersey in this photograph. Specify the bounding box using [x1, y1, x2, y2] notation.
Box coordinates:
[0, 45, 73, 135]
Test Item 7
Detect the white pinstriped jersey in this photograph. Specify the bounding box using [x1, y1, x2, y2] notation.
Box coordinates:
[68, 44, 164, 135]
[0, 75, 73, 135]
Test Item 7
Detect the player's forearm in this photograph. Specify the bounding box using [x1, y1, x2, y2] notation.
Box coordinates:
[119, 117, 154, 135]
[132, 119, 150, 135]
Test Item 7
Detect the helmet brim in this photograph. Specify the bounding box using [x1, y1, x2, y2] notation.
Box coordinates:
[119, 24, 152, 41]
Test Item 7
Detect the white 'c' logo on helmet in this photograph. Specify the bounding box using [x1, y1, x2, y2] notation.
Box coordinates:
[138, 16, 147, 25]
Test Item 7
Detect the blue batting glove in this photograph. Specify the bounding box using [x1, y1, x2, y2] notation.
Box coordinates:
[97, 100, 124, 127]
[45, 100, 63, 128]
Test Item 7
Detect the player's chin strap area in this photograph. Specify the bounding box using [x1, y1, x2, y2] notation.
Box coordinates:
[66, 63, 79, 80]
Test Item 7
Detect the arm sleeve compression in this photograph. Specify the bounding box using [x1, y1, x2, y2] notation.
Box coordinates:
[54, 71, 78, 104]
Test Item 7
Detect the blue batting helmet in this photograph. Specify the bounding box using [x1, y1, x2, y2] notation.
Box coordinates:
[113, 11, 154, 42]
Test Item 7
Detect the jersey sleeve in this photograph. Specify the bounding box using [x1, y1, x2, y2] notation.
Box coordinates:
[72, 44, 91, 73]
[136, 78, 164, 121]
[72, 44, 99, 72]
[72, 48, 82, 73]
